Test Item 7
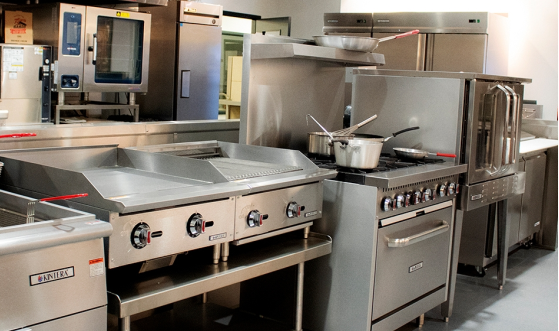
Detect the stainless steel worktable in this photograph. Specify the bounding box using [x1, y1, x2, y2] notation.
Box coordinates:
[107, 233, 332, 331]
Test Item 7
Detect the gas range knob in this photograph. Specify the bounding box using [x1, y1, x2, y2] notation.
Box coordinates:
[381, 197, 393, 211]
[286, 202, 302, 218]
[187, 213, 205, 238]
[131, 222, 151, 249]
[448, 183, 456, 195]
[247, 210, 267, 227]
[395, 194, 405, 208]
[412, 191, 422, 205]
[438, 183, 447, 197]
[422, 188, 432, 202]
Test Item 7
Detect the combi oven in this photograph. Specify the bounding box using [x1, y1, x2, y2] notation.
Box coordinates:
[15, 3, 151, 93]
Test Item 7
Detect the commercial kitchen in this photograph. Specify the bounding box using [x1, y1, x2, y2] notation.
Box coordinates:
[0, 1, 556, 331]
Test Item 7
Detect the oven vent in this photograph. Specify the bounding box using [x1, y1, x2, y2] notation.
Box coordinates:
[382, 176, 456, 192]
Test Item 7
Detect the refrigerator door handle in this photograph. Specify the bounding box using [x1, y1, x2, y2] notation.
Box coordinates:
[181, 70, 191, 98]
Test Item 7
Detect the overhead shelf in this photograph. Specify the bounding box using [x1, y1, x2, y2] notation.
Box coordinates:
[251, 43, 385, 66]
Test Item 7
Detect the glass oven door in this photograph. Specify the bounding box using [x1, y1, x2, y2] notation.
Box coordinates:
[465, 80, 523, 184]
[83, 6, 151, 93]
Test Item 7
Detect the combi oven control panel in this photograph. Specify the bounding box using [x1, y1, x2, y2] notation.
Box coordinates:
[378, 176, 459, 218]
[458, 172, 526, 211]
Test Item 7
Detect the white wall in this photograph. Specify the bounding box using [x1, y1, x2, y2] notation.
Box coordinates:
[340, 0, 558, 121]
[207, 0, 558, 120]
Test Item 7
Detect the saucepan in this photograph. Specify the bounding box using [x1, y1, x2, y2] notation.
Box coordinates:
[393, 147, 456, 160]
[333, 139, 383, 169]
[313, 29, 419, 53]
[306, 114, 377, 156]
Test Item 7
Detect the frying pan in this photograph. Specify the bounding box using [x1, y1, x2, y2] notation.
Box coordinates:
[393, 147, 456, 160]
[313, 30, 419, 53]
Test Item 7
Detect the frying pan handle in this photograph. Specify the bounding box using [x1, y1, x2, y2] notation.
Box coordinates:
[392, 126, 419, 137]
[40, 193, 88, 202]
[394, 29, 420, 39]
[0, 133, 36, 139]
[436, 153, 456, 158]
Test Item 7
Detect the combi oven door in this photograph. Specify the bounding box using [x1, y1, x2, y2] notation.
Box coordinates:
[83, 6, 151, 93]
[465, 80, 524, 184]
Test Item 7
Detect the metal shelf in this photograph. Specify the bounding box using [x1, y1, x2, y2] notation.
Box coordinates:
[107, 233, 332, 319]
[251, 43, 385, 66]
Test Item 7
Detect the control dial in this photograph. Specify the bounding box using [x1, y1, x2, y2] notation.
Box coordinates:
[131, 223, 151, 249]
[422, 188, 432, 202]
[394, 194, 405, 209]
[438, 183, 447, 197]
[286, 202, 302, 218]
[247, 210, 264, 227]
[448, 183, 456, 195]
[412, 191, 422, 205]
[187, 213, 205, 238]
[381, 197, 393, 211]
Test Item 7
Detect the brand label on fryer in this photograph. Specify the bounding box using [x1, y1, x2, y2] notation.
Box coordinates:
[89, 258, 105, 277]
[409, 261, 423, 273]
[209, 232, 227, 241]
[30, 267, 74, 286]
[305, 211, 318, 218]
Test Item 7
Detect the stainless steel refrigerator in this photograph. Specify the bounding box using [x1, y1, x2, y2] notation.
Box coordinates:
[137, 1, 222, 120]
[371, 12, 510, 75]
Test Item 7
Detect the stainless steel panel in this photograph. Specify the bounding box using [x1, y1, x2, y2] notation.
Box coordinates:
[0, 239, 107, 330]
[83, 6, 151, 93]
[519, 153, 546, 240]
[350, 74, 464, 157]
[372, 207, 452, 320]
[458, 207, 491, 266]
[176, 23, 221, 120]
[304, 180, 377, 331]
[0, 45, 44, 99]
[431, 34, 487, 73]
[370, 32, 423, 70]
[20, 306, 106, 331]
[234, 183, 323, 240]
[108, 198, 235, 268]
[459, 173, 526, 211]
[240, 33, 383, 152]
[179, 1, 222, 26]
[538, 146, 558, 249]
[372, 12, 491, 34]
[352, 69, 531, 84]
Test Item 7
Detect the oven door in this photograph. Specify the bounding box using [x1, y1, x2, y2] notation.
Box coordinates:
[372, 205, 453, 321]
[83, 6, 151, 93]
[465, 80, 524, 184]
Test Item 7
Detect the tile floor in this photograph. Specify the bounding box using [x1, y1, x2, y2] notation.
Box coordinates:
[398, 246, 558, 330]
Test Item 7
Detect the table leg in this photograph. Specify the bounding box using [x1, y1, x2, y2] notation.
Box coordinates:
[120, 315, 131, 331]
[497, 199, 509, 290]
[295, 262, 305, 331]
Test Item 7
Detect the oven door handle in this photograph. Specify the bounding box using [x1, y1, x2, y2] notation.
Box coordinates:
[387, 221, 449, 248]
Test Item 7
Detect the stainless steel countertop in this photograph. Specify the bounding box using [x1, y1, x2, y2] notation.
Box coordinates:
[352, 69, 532, 84]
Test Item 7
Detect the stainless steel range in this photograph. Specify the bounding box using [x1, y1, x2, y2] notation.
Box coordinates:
[0, 142, 335, 271]
[304, 156, 467, 331]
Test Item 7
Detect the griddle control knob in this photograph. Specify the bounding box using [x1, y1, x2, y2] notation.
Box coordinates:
[448, 183, 456, 195]
[247, 210, 265, 227]
[422, 188, 432, 202]
[131, 222, 151, 249]
[286, 202, 302, 218]
[395, 194, 405, 208]
[438, 183, 448, 197]
[187, 213, 205, 238]
[381, 197, 393, 211]
[412, 191, 422, 205]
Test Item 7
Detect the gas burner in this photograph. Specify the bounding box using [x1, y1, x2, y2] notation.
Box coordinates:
[308, 153, 445, 173]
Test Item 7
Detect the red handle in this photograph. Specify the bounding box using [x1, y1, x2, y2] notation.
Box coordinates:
[436, 153, 456, 158]
[0, 133, 36, 139]
[394, 29, 420, 39]
[40, 193, 88, 202]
